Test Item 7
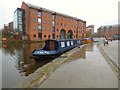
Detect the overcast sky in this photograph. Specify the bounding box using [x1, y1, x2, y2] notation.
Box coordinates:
[0, 0, 119, 32]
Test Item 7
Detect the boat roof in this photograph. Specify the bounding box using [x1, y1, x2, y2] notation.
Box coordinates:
[45, 39, 80, 42]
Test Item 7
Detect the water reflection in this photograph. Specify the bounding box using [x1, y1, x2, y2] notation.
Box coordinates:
[64, 43, 94, 63]
[1, 42, 54, 76]
[65, 45, 86, 63]
[86, 43, 94, 51]
[1, 42, 95, 88]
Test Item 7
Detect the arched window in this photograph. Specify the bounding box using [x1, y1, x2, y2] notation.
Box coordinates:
[48, 35, 50, 39]
[60, 29, 66, 39]
[33, 34, 36, 38]
[68, 30, 73, 39]
[44, 35, 46, 38]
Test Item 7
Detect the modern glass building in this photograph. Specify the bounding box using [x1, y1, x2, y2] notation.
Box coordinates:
[14, 8, 25, 34]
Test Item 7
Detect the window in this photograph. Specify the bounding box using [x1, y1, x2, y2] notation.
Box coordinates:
[33, 26, 36, 30]
[68, 19, 70, 22]
[33, 18, 36, 22]
[72, 19, 74, 22]
[44, 27, 46, 31]
[76, 30, 78, 33]
[38, 11, 41, 17]
[19, 25, 22, 31]
[18, 11, 22, 15]
[18, 17, 22, 21]
[60, 17, 62, 20]
[57, 29, 59, 32]
[38, 33, 42, 40]
[52, 21, 55, 26]
[44, 20, 46, 24]
[76, 21, 78, 27]
[33, 34, 36, 38]
[48, 35, 50, 39]
[64, 24, 66, 27]
[67, 41, 70, 46]
[56, 16, 58, 19]
[18, 21, 22, 24]
[38, 26, 41, 31]
[18, 11, 22, 17]
[48, 14, 51, 18]
[18, 17, 22, 24]
[56, 22, 59, 25]
[44, 13, 46, 17]
[68, 24, 70, 27]
[52, 27, 55, 32]
[82, 22, 84, 27]
[48, 28, 51, 31]
[48, 21, 50, 24]
[61, 23, 62, 26]
[38, 18, 41, 24]
[52, 15, 55, 20]
[61, 42, 65, 47]
[71, 41, 73, 45]
[44, 35, 46, 38]
[52, 34, 55, 39]
[32, 10, 35, 14]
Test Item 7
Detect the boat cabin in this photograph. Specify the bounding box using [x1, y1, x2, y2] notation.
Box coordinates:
[32, 39, 82, 59]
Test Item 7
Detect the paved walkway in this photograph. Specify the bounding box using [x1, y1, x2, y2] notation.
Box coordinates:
[38, 43, 118, 88]
[100, 40, 119, 69]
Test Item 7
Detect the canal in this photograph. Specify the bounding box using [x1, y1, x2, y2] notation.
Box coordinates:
[1, 42, 56, 88]
[1, 42, 95, 88]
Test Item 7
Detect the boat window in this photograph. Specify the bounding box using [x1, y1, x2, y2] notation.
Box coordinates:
[67, 41, 70, 46]
[77, 40, 79, 43]
[61, 42, 65, 48]
[71, 41, 73, 45]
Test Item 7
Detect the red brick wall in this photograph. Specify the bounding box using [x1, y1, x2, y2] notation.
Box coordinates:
[97, 25, 118, 38]
[21, 2, 30, 35]
[21, 2, 86, 41]
[9, 22, 13, 31]
[29, 8, 39, 41]
[42, 11, 52, 40]
[77, 20, 82, 39]
[83, 21, 86, 37]
[54, 14, 78, 39]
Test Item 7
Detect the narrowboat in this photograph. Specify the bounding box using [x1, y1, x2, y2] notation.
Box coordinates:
[32, 39, 82, 59]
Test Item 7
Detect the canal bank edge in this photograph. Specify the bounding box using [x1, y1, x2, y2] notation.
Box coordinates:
[98, 44, 120, 80]
[13, 44, 86, 88]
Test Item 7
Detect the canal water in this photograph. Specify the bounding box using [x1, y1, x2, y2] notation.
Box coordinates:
[1, 42, 56, 88]
[1, 42, 96, 88]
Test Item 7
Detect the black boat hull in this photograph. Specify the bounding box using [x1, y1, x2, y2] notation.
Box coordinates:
[32, 39, 82, 59]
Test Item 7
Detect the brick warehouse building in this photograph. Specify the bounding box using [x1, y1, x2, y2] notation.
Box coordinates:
[14, 2, 86, 41]
[4, 22, 13, 31]
[97, 24, 119, 39]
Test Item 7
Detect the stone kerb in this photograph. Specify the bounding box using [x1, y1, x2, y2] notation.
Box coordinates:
[98, 44, 120, 79]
